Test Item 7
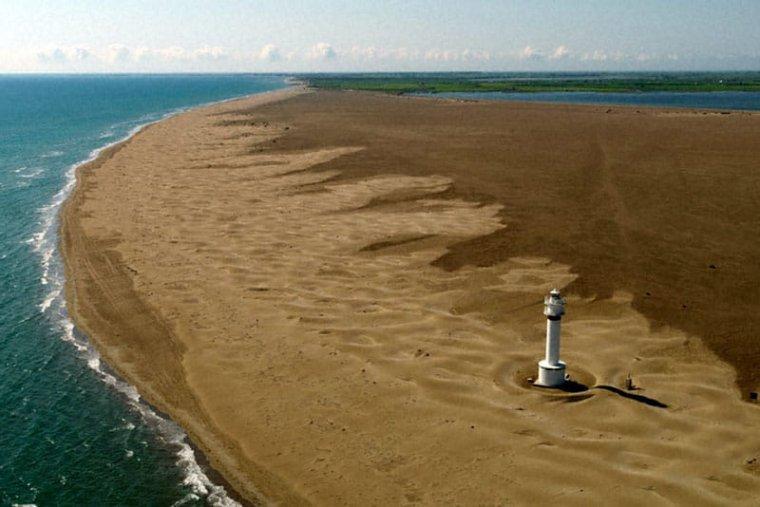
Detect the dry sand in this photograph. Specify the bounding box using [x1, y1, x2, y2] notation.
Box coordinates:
[62, 88, 760, 505]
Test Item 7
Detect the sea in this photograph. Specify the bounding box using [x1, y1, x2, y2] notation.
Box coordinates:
[0, 74, 287, 506]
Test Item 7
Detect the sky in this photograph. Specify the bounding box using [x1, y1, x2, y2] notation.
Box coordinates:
[1, 0, 759, 73]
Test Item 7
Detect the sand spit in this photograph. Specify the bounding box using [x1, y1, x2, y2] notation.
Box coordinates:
[62, 89, 760, 504]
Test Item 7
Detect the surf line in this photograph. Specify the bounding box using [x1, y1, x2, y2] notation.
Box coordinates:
[32, 101, 258, 506]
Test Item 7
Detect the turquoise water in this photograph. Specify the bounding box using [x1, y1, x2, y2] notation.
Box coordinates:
[422, 90, 760, 110]
[0, 74, 287, 506]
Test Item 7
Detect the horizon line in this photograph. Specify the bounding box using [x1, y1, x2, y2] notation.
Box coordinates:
[1, 69, 760, 76]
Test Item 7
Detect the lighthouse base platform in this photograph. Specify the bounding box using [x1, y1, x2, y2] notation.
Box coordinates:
[535, 360, 567, 387]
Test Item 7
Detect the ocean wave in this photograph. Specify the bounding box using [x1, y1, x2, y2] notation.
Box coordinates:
[18, 167, 44, 179]
[31, 109, 243, 506]
[41, 150, 64, 158]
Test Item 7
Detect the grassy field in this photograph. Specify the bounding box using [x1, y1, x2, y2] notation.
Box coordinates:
[299, 72, 760, 94]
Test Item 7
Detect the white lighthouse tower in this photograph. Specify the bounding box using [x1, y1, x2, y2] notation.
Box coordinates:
[535, 288, 567, 387]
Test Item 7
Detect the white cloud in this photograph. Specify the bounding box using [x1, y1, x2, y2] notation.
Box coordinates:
[392, 47, 419, 60]
[425, 49, 457, 61]
[350, 45, 378, 59]
[132, 46, 177, 62]
[610, 51, 626, 61]
[193, 46, 227, 61]
[20, 41, 696, 72]
[155, 46, 187, 60]
[347, 46, 421, 62]
[579, 50, 629, 63]
[519, 45, 544, 60]
[105, 44, 131, 63]
[111, 45, 230, 64]
[424, 49, 492, 62]
[307, 42, 337, 60]
[132, 46, 153, 62]
[36, 46, 92, 63]
[258, 44, 281, 61]
[582, 50, 607, 61]
[550, 45, 570, 60]
[37, 48, 67, 63]
[74, 47, 91, 60]
[461, 49, 491, 61]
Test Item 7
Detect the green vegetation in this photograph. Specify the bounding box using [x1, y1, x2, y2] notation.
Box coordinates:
[299, 72, 760, 94]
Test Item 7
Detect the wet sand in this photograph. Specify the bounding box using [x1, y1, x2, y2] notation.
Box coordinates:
[62, 88, 760, 504]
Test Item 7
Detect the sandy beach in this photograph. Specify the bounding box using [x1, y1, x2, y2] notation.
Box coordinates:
[61, 88, 760, 504]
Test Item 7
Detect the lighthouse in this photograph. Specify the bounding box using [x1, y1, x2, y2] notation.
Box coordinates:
[535, 288, 567, 387]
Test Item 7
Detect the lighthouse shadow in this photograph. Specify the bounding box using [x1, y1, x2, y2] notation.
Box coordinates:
[538, 381, 668, 409]
[556, 379, 589, 393]
[593, 385, 669, 409]
[548, 381, 668, 408]
[506, 362, 669, 409]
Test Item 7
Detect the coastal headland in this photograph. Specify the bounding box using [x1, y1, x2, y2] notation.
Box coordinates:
[62, 87, 760, 504]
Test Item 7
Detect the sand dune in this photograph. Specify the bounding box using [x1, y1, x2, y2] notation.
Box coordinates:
[62, 89, 760, 504]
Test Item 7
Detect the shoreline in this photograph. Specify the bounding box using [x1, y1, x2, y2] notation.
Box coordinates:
[61, 87, 760, 504]
[59, 132, 258, 506]
[60, 88, 307, 505]
[80, 325, 254, 506]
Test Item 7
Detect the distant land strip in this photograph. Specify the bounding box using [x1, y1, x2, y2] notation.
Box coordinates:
[300, 72, 760, 94]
